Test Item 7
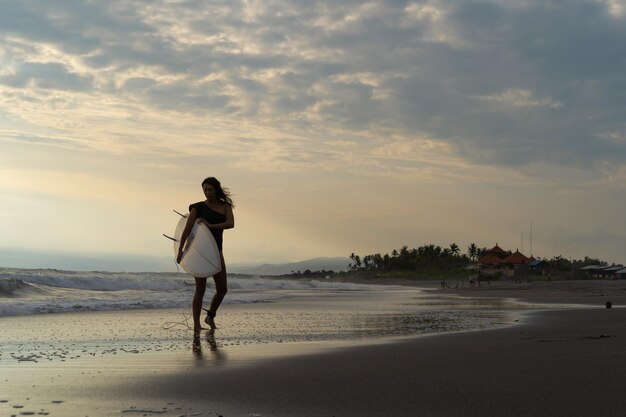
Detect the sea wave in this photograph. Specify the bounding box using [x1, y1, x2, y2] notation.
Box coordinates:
[0, 268, 378, 317]
[0, 269, 188, 291]
[0, 268, 371, 292]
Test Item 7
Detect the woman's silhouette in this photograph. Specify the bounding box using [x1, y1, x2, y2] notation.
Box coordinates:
[177, 177, 234, 334]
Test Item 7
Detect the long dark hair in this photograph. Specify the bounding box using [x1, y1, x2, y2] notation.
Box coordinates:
[202, 177, 234, 207]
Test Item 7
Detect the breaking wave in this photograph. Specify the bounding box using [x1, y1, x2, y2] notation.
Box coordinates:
[0, 268, 377, 317]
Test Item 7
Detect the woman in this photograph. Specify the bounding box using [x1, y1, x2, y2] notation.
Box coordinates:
[177, 177, 234, 334]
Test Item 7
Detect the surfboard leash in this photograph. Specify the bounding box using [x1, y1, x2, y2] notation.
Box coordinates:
[161, 311, 194, 330]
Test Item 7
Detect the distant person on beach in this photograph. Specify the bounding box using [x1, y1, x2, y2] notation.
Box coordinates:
[177, 177, 234, 334]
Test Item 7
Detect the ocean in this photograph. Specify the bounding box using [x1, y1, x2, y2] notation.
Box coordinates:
[0, 269, 605, 417]
[0, 267, 524, 344]
[0, 267, 310, 316]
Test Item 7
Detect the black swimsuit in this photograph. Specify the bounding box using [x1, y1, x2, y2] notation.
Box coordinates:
[189, 201, 227, 251]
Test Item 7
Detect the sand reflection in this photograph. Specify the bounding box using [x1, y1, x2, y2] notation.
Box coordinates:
[192, 330, 227, 365]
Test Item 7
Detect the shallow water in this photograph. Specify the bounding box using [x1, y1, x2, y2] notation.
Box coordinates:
[0, 268, 527, 360]
[0, 278, 539, 417]
[0, 286, 524, 369]
[0, 268, 389, 316]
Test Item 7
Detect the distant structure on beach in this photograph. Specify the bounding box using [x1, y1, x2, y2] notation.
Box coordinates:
[579, 265, 626, 280]
[477, 243, 535, 279]
[477, 244, 626, 280]
[346, 241, 623, 281]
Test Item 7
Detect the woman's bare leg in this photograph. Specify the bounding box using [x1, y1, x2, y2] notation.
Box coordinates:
[193, 277, 207, 333]
[205, 253, 227, 330]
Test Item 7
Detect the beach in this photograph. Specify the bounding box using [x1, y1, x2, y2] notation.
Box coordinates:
[1, 274, 625, 417]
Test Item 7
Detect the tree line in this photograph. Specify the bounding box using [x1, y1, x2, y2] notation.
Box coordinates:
[348, 243, 483, 272]
[348, 244, 615, 273]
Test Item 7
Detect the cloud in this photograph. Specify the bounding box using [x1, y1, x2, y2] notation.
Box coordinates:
[0, 61, 93, 91]
[601, 0, 625, 17]
[0, 0, 624, 181]
[473, 88, 562, 108]
[0, 130, 89, 150]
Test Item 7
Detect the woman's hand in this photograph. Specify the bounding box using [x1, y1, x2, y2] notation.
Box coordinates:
[198, 219, 212, 228]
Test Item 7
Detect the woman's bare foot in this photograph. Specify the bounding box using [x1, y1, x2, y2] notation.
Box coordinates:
[203, 308, 217, 329]
[204, 316, 217, 330]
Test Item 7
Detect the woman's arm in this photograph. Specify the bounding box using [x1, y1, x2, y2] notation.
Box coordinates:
[176, 209, 198, 264]
[199, 205, 234, 230]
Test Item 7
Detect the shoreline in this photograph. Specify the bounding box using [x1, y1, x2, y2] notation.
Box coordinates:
[330, 275, 626, 306]
[0, 283, 524, 365]
[17, 306, 617, 417]
[2, 278, 625, 416]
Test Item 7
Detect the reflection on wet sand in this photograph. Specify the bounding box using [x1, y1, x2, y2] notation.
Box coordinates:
[192, 330, 227, 364]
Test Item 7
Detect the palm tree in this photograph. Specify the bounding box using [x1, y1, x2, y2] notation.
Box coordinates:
[467, 243, 478, 261]
[373, 253, 384, 269]
[349, 253, 362, 270]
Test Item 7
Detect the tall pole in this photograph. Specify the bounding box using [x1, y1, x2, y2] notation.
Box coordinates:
[530, 222, 533, 257]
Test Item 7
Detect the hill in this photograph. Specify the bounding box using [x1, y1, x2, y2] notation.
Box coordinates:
[228, 257, 351, 276]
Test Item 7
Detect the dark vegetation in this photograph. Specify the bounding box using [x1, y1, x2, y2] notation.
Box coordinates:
[279, 243, 619, 281]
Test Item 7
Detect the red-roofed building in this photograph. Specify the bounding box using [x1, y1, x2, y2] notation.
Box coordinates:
[478, 245, 532, 279]
[478, 254, 502, 265]
[501, 250, 531, 265]
[485, 244, 507, 257]
[477, 244, 508, 275]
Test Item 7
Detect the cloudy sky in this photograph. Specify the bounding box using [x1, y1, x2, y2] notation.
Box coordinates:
[1, 0, 625, 269]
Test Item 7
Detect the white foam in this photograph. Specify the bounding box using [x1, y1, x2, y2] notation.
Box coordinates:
[0, 268, 379, 317]
[0, 269, 187, 291]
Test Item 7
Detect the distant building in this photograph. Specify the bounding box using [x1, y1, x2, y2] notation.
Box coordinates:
[528, 259, 548, 275]
[477, 244, 534, 278]
[477, 245, 625, 280]
[601, 266, 624, 279]
[580, 265, 624, 279]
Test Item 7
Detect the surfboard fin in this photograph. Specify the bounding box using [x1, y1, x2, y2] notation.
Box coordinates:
[173, 209, 188, 218]
[162, 234, 178, 242]
[165, 210, 187, 242]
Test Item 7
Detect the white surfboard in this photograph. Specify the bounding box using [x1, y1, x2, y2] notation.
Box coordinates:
[170, 212, 222, 277]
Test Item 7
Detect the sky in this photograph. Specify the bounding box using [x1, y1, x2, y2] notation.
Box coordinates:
[1, 0, 625, 270]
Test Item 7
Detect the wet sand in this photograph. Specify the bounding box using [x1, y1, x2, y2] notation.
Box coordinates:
[131, 308, 626, 417]
[339, 276, 626, 306]
[1, 280, 625, 416]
